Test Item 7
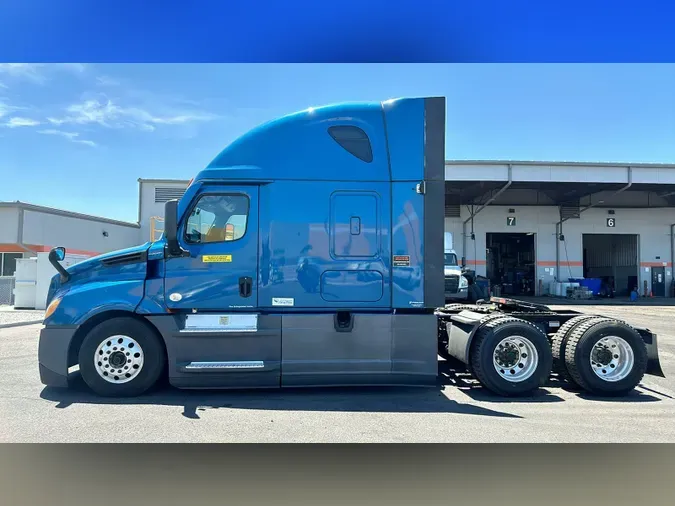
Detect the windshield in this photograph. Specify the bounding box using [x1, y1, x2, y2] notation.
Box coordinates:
[444, 253, 458, 266]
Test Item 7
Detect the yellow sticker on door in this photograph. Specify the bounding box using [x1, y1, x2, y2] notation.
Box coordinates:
[202, 255, 232, 263]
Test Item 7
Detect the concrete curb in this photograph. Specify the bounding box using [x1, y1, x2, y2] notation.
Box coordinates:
[0, 320, 43, 330]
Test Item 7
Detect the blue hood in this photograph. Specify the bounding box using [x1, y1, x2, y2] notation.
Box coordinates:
[46, 243, 152, 305]
[65, 242, 152, 278]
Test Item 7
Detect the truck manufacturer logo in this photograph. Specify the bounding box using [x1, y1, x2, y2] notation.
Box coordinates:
[169, 293, 182, 302]
[272, 297, 294, 307]
[393, 255, 410, 267]
[202, 255, 232, 263]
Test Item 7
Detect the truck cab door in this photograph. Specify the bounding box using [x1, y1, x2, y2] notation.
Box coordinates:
[161, 185, 282, 389]
[164, 185, 259, 310]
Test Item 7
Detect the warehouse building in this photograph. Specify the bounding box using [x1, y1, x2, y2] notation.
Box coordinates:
[0, 201, 140, 305]
[137, 178, 191, 244]
[0, 201, 140, 261]
[444, 160, 675, 298]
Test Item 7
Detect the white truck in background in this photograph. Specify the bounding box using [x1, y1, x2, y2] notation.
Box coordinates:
[444, 232, 468, 301]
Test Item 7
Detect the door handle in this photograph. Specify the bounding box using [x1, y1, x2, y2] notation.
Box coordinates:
[239, 277, 252, 298]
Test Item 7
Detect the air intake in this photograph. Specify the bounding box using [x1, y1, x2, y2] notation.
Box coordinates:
[101, 251, 147, 267]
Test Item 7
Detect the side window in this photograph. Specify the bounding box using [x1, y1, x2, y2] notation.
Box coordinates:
[184, 194, 249, 244]
[328, 125, 373, 163]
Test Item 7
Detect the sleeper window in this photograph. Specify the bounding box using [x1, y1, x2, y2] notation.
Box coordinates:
[328, 125, 373, 163]
[185, 194, 249, 244]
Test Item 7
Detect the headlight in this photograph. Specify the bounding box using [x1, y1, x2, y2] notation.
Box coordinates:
[459, 276, 468, 289]
[44, 297, 62, 320]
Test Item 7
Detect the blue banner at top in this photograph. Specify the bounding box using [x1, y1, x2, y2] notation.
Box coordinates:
[1, 0, 673, 62]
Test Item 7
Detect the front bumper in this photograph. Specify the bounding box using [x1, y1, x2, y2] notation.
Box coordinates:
[38, 325, 78, 388]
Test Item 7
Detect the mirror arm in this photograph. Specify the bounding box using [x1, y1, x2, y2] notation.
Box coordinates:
[48, 247, 70, 282]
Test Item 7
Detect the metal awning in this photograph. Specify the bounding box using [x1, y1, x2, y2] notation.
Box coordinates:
[445, 160, 675, 207]
[445, 180, 675, 207]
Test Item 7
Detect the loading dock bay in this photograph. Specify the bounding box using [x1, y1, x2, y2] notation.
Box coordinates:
[444, 160, 675, 298]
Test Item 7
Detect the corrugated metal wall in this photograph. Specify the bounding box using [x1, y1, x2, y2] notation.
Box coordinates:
[583, 234, 638, 268]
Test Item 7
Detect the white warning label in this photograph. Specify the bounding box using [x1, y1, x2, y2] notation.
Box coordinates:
[272, 297, 294, 307]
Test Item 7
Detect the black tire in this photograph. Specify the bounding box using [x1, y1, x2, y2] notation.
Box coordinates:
[478, 313, 511, 326]
[564, 318, 648, 396]
[440, 304, 491, 315]
[470, 317, 553, 396]
[550, 315, 606, 388]
[443, 304, 477, 311]
[78, 317, 166, 397]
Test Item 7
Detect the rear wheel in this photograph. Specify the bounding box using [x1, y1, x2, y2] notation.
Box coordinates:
[550, 315, 605, 388]
[564, 318, 647, 396]
[78, 317, 166, 397]
[470, 317, 552, 396]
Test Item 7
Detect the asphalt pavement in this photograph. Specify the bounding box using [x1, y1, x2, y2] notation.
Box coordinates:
[1, 304, 674, 442]
[0, 306, 44, 329]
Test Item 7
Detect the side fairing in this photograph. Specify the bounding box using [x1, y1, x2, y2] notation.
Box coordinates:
[391, 182, 425, 308]
[384, 97, 446, 309]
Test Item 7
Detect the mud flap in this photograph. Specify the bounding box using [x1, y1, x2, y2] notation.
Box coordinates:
[645, 333, 665, 377]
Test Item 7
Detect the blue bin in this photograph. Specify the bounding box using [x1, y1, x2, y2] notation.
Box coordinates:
[569, 278, 601, 296]
[475, 277, 490, 298]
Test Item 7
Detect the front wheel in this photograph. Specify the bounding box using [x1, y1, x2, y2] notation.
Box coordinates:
[78, 317, 166, 397]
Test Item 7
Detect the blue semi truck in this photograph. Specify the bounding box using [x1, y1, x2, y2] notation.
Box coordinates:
[38, 97, 664, 398]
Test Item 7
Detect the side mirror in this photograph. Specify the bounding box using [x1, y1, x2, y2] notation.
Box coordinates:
[164, 199, 181, 255]
[48, 246, 70, 282]
[164, 199, 190, 257]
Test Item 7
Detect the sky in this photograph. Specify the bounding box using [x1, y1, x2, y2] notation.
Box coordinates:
[1, 63, 674, 223]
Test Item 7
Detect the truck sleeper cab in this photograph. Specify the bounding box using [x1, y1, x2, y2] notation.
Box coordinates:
[38, 97, 447, 396]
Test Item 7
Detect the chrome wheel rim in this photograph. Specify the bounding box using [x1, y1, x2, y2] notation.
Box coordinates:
[492, 335, 539, 383]
[94, 335, 144, 384]
[589, 336, 634, 382]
